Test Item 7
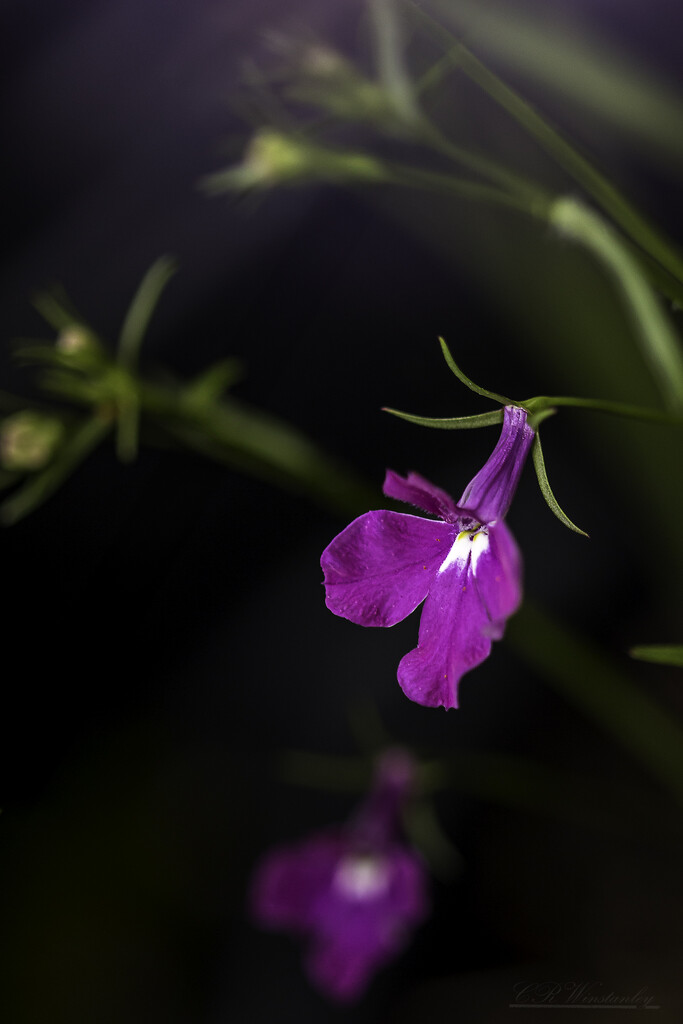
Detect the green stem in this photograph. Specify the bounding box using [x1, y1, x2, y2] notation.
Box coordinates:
[116, 257, 177, 462]
[527, 394, 683, 426]
[415, 118, 551, 211]
[369, 0, 421, 124]
[550, 197, 683, 410]
[630, 645, 683, 668]
[406, 2, 683, 286]
[381, 162, 539, 214]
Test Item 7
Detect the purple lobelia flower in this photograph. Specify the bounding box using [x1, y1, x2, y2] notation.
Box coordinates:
[249, 749, 428, 1002]
[321, 406, 535, 709]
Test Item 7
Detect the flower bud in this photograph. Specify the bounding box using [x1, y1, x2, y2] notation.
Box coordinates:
[202, 129, 384, 193]
[0, 411, 64, 472]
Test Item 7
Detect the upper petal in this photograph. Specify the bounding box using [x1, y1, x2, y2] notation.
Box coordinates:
[383, 469, 460, 523]
[458, 405, 534, 523]
[322, 510, 455, 627]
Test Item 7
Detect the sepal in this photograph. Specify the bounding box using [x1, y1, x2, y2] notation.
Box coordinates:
[383, 407, 503, 429]
[531, 433, 589, 537]
[438, 337, 513, 405]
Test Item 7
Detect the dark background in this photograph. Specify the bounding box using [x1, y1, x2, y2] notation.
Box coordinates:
[1, 1, 683, 1021]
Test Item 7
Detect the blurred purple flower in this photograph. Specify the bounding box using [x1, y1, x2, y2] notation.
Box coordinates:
[250, 750, 428, 1002]
[321, 406, 535, 708]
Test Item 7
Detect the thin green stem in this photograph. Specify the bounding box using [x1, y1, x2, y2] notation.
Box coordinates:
[380, 162, 538, 213]
[415, 118, 552, 211]
[550, 197, 683, 410]
[117, 257, 176, 370]
[527, 394, 683, 426]
[406, 1, 683, 286]
[369, 0, 421, 124]
[116, 256, 176, 462]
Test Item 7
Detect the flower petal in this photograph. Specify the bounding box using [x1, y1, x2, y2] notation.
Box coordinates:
[471, 521, 522, 638]
[397, 560, 496, 709]
[250, 833, 343, 931]
[383, 469, 461, 523]
[458, 405, 535, 523]
[306, 847, 428, 1002]
[322, 510, 454, 627]
[307, 937, 376, 1002]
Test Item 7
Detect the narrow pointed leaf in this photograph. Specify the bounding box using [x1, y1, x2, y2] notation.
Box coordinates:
[629, 645, 683, 667]
[32, 290, 86, 332]
[182, 358, 245, 409]
[438, 337, 512, 404]
[116, 257, 175, 463]
[531, 433, 588, 536]
[383, 406, 503, 429]
[117, 256, 177, 369]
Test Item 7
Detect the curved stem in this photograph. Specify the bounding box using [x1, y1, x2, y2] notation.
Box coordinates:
[527, 394, 683, 426]
[551, 197, 683, 411]
[406, 1, 683, 286]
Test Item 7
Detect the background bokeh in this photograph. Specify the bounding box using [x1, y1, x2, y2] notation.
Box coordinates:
[1, 1, 683, 1020]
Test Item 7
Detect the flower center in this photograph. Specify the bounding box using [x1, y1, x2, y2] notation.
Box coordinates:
[333, 854, 391, 901]
[438, 527, 489, 576]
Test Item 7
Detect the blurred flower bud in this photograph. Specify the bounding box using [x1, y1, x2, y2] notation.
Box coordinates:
[56, 324, 103, 370]
[56, 325, 91, 354]
[202, 128, 385, 193]
[267, 34, 415, 131]
[287, 46, 399, 126]
[0, 411, 64, 472]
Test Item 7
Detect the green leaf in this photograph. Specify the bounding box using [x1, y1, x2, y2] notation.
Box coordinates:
[32, 290, 87, 333]
[438, 337, 513, 404]
[12, 343, 66, 367]
[629, 645, 683, 668]
[531, 432, 589, 536]
[117, 256, 177, 369]
[383, 406, 503, 428]
[116, 256, 176, 463]
[182, 358, 245, 409]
